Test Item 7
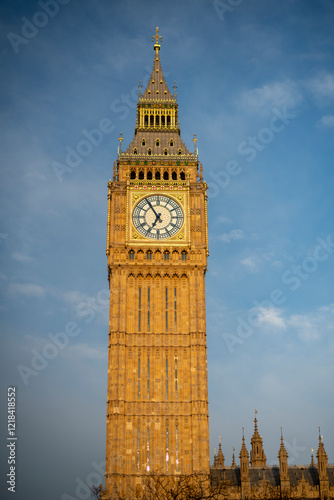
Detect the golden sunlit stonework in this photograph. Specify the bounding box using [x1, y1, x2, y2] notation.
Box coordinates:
[104, 28, 210, 499]
[103, 29, 333, 500]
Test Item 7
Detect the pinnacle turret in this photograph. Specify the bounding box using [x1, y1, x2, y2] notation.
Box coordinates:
[278, 428, 289, 480]
[215, 437, 225, 468]
[250, 411, 267, 468]
[316, 428, 328, 478]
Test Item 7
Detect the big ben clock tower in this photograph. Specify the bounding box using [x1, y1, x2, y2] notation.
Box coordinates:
[104, 28, 210, 497]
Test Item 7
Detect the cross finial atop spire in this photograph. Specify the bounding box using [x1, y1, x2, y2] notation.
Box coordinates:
[153, 27, 162, 51]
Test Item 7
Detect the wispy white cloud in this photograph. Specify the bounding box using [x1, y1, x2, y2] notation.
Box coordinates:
[238, 80, 302, 115]
[62, 343, 107, 361]
[11, 251, 33, 263]
[256, 307, 287, 329]
[316, 115, 334, 129]
[288, 314, 319, 342]
[241, 256, 260, 273]
[306, 73, 334, 102]
[271, 260, 284, 268]
[8, 282, 46, 299]
[319, 303, 334, 313]
[216, 215, 232, 224]
[61, 289, 109, 323]
[218, 229, 244, 243]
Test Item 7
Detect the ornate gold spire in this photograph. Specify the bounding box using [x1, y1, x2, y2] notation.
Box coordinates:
[152, 26, 162, 52]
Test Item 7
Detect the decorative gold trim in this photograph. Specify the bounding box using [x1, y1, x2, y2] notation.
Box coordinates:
[204, 182, 209, 256]
[187, 183, 191, 248]
[125, 179, 130, 247]
[106, 180, 112, 256]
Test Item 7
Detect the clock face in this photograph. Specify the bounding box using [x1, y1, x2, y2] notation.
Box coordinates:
[132, 195, 184, 240]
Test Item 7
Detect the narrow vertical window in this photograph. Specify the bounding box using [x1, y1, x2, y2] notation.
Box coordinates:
[138, 287, 141, 332]
[137, 428, 140, 470]
[176, 426, 179, 472]
[174, 287, 177, 332]
[146, 428, 150, 472]
[147, 357, 150, 399]
[147, 287, 150, 332]
[165, 287, 168, 332]
[138, 357, 141, 399]
[175, 357, 178, 400]
[166, 357, 168, 400]
[166, 427, 169, 471]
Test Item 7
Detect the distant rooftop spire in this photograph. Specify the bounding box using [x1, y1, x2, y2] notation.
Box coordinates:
[250, 411, 267, 467]
[231, 446, 236, 468]
[310, 448, 315, 468]
[278, 428, 288, 460]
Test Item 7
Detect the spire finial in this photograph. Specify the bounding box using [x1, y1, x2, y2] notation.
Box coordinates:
[153, 27, 162, 51]
[118, 133, 123, 157]
[138, 80, 142, 98]
[173, 81, 177, 98]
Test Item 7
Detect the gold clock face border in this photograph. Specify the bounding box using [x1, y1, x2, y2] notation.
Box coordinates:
[128, 189, 189, 245]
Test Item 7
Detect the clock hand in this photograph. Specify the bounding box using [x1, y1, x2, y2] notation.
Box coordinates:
[147, 199, 159, 219]
[152, 213, 162, 227]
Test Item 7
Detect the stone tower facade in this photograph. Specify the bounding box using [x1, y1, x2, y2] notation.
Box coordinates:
[104, 28, 210, 498]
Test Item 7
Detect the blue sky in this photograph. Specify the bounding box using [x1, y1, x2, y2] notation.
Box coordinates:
[1, 0, 334, 499]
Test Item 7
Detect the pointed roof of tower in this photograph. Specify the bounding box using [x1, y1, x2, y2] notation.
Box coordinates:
[250, 410, 267, 467]
[310, 449, 315, 468]
[215, 437, 225, 468]
[231, 446, 237, 468]
[316, 428, 328, 461]
[119, 28, 196, 163]
[239, 429, 249, 459]
[140, 27, 175, 103]
[278, 428, 288, 460]
[253, 412, 260, 438]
